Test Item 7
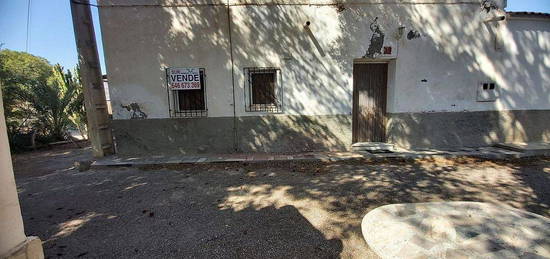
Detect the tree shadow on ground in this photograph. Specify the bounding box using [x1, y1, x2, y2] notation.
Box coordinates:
[101, 1, 550, 153]
[215, 158, 549, 250]
[15, 156, 550, 258]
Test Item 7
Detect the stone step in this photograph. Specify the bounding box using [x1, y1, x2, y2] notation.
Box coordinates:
[494, 142, 550, 156]
[351, 142, 395, 152]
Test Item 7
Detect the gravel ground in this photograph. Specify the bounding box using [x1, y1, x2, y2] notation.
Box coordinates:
[12, 143, 91, 178]
[13, 147, 550, 258]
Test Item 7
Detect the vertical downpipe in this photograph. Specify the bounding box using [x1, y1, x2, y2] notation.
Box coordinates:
[227, 0, 238, 152]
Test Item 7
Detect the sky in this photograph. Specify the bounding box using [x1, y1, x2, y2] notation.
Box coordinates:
[0, 0, 104, 72]
[0, 0, 549, 74]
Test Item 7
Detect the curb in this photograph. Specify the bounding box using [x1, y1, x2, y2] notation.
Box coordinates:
[90, 151, 543, 169]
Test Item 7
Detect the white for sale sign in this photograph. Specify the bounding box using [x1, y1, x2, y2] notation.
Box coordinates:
[168, 68, 201, 90]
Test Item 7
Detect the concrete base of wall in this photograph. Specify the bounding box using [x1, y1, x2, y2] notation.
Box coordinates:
[2, 236, 44, 259]
[387, 109, 550, 149]
[112, 117, 235, 155]
[111, 110, 549, 155]
[236, 115, 352, 153]
[111, 114, 352, 155]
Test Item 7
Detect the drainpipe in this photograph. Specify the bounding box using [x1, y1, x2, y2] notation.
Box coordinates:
[227, 0, 238, 152]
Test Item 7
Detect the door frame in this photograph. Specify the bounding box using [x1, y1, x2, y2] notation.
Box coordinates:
[352, 60, 391, 143]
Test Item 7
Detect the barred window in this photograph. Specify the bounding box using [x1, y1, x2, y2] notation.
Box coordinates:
[168, 68, 207, 118]
[244, 67, 283, 113]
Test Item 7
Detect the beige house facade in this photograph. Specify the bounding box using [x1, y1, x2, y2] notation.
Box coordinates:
[98, 0, 550, 155]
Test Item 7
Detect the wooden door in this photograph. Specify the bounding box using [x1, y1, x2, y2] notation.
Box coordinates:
[352, 63, 388, 143]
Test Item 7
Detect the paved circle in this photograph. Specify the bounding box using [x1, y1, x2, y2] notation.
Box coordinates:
[362, 202, 550, 258]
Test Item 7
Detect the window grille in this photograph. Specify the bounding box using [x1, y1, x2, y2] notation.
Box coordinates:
[168, 68, 208, 118]
[244, 67, 283, 113]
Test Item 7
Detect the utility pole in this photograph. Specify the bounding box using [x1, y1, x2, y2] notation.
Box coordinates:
[70, 0, 114, 157]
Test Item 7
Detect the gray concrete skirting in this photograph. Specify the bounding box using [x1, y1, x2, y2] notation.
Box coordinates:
[236, 115, 352, 153]
[111, 110, 549, 155]
[387, 109, 550, 149]
[111, 117, 235, 155]
[111, 114, 352, 155]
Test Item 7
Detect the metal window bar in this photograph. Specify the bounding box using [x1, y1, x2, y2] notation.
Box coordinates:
[244, 67, 283, 113]
[169, 69, 208, 118]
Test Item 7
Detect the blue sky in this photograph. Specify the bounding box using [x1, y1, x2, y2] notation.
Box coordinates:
[1, 0, 549, 74]
[0, 0, 104, 72]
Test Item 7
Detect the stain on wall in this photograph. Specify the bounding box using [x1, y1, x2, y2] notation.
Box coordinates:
[481, 0, 499, 13]
[334, 3, 346, 13]
[407, 30, 421, 40]
[121, 103, 148, 119]
[364, 17, 385, 58]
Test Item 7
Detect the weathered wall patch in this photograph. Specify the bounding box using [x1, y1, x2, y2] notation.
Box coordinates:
[407, 30, 421, 40]
[364, 17, 385, 58]
[121, 103, 148, 119]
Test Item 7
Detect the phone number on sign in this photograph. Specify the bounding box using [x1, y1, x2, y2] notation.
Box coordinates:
[170, 82, 201, 89]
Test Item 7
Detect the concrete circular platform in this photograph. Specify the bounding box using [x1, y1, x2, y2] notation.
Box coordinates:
[362, 202, 550, 258]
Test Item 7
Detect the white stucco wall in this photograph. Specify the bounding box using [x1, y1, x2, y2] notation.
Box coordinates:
[495, 17, 550, 111]
[98, 0, 549, 119]
[99, 3, 234, 119]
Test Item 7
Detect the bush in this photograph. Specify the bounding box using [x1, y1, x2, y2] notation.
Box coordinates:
[0, 49, 86, 151]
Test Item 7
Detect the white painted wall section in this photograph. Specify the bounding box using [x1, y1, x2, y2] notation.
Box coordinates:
[98, 0, 549, 119]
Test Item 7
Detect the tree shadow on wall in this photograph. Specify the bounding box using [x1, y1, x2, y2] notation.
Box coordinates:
[355, 4, 550, 148]
[236, 114, 352, 153]
[103, 2, 355, 153]
[283, 2, 548, 148]
[101, 2, 549, 151]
